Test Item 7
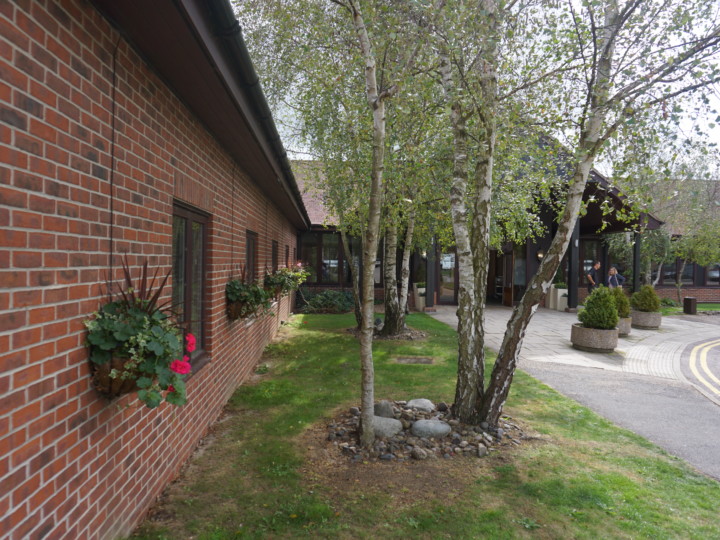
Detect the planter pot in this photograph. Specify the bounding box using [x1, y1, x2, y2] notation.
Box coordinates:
[570, 323, 618, 353]
[548, 285, 557, 310]
[92, 357, 139, 398]
[617, 317, 632, 337]
[227, 301, 255, 320]
[556, 293, 568, 312]
[631, 310, 662, 329]
[413, 285, 426, 312]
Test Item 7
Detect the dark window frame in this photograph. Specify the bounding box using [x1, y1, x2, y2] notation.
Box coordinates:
[285, 245, 290, 268]
[172, 202, 209, 371]
[706, 263, 720, 287]
[246, 230, 258, 283]
[272, 240, 279, 272]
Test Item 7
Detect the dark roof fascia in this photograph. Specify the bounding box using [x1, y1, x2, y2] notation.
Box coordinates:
[588, 169, 663, 230]
[90, 0, 309, 230]
[192, 0, 310, 229]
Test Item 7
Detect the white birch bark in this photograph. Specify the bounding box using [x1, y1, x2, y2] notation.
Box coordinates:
[480, 1, 621, 426]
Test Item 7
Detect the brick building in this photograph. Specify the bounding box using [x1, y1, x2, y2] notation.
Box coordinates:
[1, 0, 308, 538]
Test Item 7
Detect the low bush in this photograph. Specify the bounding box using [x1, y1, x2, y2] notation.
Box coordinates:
[631, 285, 661, 313]
[578, 286, 618, 329]
[610, 287, 631, 318]
[660, 297, 678, 307]
[298, 289, 355, 314]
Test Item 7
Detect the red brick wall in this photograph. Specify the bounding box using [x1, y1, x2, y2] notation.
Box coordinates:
[576, 286, 720, 303]
[1, 1, 298, 538]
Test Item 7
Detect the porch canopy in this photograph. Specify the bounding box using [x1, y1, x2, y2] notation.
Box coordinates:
[568, 171, 662, 308]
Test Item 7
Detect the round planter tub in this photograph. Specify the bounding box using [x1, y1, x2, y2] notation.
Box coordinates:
[631, 310, 662, 329]
[617, 317, 632, 337]
[570, 323, 618, 353]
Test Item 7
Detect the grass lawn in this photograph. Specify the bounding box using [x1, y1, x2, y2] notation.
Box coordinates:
[661, 302, 720, 316]
[130, 313, 720, 539]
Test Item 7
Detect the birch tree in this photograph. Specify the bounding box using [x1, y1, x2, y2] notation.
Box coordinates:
[478, 0, 720, 426]
[236, 0, 442, 445]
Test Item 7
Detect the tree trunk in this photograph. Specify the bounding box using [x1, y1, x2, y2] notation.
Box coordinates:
[439, 49, 483, 424]
[676, 259, 686, 304]
[398, 215, 415, 317]
[340, 228, 362, 329]
[479, 1, 621, 427]
[652, 260, 663, 286]
[351, 2, 384, 447]
[381, 225, 404, 336]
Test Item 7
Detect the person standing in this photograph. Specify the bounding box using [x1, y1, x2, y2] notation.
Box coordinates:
[607, 266, 626, 289]
[587, 261, 601, 293]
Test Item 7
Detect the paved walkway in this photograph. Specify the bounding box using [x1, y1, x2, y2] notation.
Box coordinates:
[428, 305, 720, 479]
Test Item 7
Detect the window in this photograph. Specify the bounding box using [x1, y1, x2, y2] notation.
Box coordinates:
[321, 234, 340, 283]
[707, 263, 719, 286]
[272, 240, 279, 272]
[581, 240, 600, 284]
[172, 203, 208, 361]
[285, 245, 290, 268]
[246, 230, 258, 282]
[681, 261, 695, 285]
[300, 233, 319, 282]
[661, 261, 677, 285]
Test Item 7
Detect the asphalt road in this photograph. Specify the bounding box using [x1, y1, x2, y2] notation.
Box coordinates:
[521, 360, 720, 480]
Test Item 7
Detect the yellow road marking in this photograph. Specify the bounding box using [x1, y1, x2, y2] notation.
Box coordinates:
[689, 339, 720, 395]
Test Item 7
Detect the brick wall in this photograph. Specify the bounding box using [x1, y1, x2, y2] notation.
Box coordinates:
[576, 286, 720, 304]
[1, 1, 299, 538]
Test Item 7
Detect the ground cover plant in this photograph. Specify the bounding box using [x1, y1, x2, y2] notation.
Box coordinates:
[130, 314, 720, 539]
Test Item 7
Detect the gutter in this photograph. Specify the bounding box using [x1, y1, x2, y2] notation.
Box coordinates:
[206, 0, 310, 229]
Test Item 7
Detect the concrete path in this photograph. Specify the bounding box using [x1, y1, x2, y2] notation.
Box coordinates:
[428, 305, 720, 480]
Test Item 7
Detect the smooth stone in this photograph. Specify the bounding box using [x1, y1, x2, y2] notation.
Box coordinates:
[406, 398, 435, 412]
[349, 407, 360, 416]
[411, 447, 428, 460]
[411, 419, 452, 438]
[437, 402, 449, 412]
[379, 453, 395, 461]
[372, 416, 403, 438]
[477, 444, 488, 457]
[374, 400, 395, 418]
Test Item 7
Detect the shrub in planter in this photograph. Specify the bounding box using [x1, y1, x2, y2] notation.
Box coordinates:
[610, 286, 631, 336]
[84, 258, 192, 408]
[630, 285, 662, 329]
[578, 286, 618, 329]
[572, 286, 618, 352]
[631, 285, 661, 312]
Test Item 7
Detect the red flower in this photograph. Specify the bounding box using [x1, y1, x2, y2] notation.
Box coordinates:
[170, 360, 191, 375]
[185, 333, 196, 353]
[168, 385, 175, 393]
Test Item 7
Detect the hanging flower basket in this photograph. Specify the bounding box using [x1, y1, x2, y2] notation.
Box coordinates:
[84, 257, 193, 409]
[92, 356, 139, 398]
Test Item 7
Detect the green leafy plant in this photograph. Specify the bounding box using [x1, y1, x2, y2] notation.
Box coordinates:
[227, 265, 273, 320]
[631, 285, 661, 313]
[554, 282, 567, 289]
[299, 289, 355, 314]
[578, 286, 618, 330]
[84, 257, 191, 408]
[660, 297, 679, 307]
[415, 282, 426, 288]
[263, 263, 310, 297]
[610, 286, 631, 318]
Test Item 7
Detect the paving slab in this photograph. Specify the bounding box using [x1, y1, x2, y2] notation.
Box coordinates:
[428, 304, 720, 480]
